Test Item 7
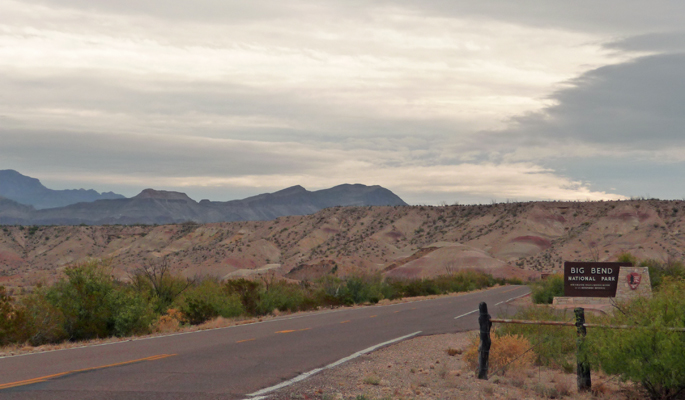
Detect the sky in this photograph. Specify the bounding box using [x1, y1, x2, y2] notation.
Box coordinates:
[1, 1, 684, 205]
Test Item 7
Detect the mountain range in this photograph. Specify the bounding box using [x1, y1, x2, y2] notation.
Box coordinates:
[0, 170, 125, 209]
[0, 170, 408, 225]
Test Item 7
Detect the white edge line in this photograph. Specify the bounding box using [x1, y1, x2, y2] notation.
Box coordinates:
[245, 331, 422, 398]
[504, 291, 531, 304]
[496, 289, 531, 306]
[454, 309, 478, 320]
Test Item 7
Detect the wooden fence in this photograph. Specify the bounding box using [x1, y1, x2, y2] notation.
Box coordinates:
[475, 301, 685, 392]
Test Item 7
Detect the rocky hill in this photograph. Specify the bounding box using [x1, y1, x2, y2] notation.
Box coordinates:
[0, 170, 124, 209]
[1, 199, 683, 291]
[0, 184, 408, 225]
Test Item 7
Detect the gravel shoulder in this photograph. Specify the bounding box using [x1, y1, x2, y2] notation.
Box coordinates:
[266, 332, 630, 400]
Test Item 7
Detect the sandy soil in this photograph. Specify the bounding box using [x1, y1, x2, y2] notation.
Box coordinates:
[266, 332, 633, 400]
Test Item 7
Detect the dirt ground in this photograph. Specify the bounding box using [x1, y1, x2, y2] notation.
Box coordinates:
[266, 332, 637, 400]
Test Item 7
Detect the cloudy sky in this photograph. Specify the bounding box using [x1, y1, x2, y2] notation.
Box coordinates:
[1, 1, 684, 204]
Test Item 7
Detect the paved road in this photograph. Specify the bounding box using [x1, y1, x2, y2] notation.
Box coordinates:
[0, 285, 529, 399]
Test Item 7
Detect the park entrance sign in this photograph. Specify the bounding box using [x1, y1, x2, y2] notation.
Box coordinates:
[564, 262, 632, 297]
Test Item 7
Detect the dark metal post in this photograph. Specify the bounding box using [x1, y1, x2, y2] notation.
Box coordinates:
[477, 302, 492, 380]
[575, 307, 591, 391]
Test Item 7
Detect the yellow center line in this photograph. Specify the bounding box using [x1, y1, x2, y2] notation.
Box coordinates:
[236, 338, 256, 343]
[0, 354, 176, 391]
[340, 320, 351, 323]
[501, 287, 518, 294]
[393, 310, 401, 313]
[369, 315, 377, 318]
[276, 328, 311, 334]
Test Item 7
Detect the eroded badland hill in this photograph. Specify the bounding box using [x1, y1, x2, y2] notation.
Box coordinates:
[1, 199, 683, 291]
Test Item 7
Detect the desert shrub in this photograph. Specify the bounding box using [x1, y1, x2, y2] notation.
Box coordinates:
[642, 259, 685, 290]
[312, 275, 347, 306]
[463, 332, 535, 375]
[498, 306, 577, 369]
[339, 275, 384, 305]
[224, 278, 262, 314]
[617, 252, 639, 265]
[434, 270, 495, 293]
[14, 292, 67, 345]
[588, 278, 685, 400]
[177, 280, 243, 324]
[42, 260, 155, 340]
[44, 261, 118, 340]
[0, 287, 22, 345]
[530, 274, 564, 304]
[401, 279, 440, 297]
[153, 308, 184, 333]
[313, 275, 384, 306]
[508, 277, 525, 285]
[107, 287, 155, 337]
[130, 263, 194, 314]
[255, 282, 298, 314]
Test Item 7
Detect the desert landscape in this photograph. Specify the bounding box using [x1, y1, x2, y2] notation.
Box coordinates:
[1, 199, 683, 291]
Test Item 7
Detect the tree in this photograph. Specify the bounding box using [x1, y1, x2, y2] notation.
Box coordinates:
[130, 258, 194, 313]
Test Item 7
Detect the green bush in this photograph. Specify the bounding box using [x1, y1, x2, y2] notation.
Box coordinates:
[530, 274, 564, 304]
[497, 306, 577, 370]
[44, 261, 118, 340]
[338, 275, 384, 305]
[41, 261, 153, 340]
[107, 287, 155, 337]
[178, 280, 244, 324]
[642, 259, 685, 290]
[256, 281, 315, 315]
[15, 292, 67, 345]
[588, 278, 685, 400]
[0, 287, 20, 345]
[224, 278, 261, 314]
[130, 264, 194, 314]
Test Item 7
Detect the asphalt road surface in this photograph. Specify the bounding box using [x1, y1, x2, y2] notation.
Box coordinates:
[0, 285, 529, 399]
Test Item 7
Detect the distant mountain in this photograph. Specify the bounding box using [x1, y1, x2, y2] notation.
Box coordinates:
[0, 170, 125, 209]
[206, 184, 408, 221]
[0, 183, 408, 225]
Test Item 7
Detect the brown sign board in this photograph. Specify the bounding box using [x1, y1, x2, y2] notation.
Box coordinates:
[564, 262, 632, 297]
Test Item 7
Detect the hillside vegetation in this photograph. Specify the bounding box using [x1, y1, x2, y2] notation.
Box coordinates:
[0, 199, 683, 291]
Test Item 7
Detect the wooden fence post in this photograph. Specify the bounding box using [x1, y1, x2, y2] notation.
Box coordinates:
[478, 302, 492, 380]
[575, 307, 591, 391]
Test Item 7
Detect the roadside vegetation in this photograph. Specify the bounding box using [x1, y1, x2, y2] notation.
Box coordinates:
[0, 260, 520, 348]
[506, 253, 685, 399]
[529, 274, 564, 304]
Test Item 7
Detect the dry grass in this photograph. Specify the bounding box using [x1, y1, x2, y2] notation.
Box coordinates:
[554, 374, 573, 397]
[463, 332, 535, 375]
[153, 308, 183, 333]
[445, 347, 462, 356]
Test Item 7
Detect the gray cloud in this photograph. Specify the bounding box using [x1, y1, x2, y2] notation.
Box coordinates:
[605, 31, 685, 53]
[490, 53, 685, 153]
[18, 0, 685, 35]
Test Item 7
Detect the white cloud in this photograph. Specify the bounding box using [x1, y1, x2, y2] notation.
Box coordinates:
[0, 0, 680, 204]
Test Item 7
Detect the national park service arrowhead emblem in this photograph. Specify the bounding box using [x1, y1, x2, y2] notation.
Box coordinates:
[627, 272, 642, 290]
